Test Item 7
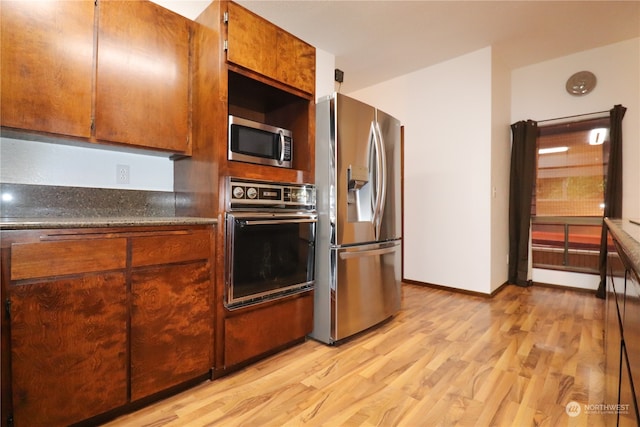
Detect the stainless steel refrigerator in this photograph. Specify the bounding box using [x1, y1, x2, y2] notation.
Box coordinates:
[311, 92, 402, 344]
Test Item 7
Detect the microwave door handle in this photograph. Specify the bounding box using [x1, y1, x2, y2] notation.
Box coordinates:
[278, 130, 285, 165]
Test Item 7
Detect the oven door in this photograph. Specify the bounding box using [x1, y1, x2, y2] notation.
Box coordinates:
[226, 212, 317, 309]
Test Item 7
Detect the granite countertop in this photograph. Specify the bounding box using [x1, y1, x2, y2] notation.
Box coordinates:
[0, 184, 217, 230]
[0, 216, 217, 230]
[605, 218, 640, 276]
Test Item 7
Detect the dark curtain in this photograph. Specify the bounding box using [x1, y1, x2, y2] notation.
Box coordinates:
[508, 120, 538, 287]
[596, 104, 626, 298]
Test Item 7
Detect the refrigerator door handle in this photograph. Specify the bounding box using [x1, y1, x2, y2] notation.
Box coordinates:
[367, 121, 378, 221]
[372, 121, 387, 239]
[339, 245, 397, 259]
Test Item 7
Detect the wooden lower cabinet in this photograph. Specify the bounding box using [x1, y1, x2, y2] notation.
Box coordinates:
[131, 261, 213, 401]
[223, 292, 313, 368]
[9, 273, 128, 427]
[1, 225, 214, 426]
[605, 220, 640, 426]
[620, 345, 639, 426]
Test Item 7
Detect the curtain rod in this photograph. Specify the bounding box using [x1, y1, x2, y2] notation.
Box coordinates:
[537, 109, 609, 124]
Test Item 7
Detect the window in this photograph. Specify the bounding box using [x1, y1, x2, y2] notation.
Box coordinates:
[531, 117, 610, 274]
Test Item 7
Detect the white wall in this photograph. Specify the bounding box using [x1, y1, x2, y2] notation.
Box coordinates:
[315, 48, 336, 101]
[0, 138, 174, 191]
[512, 37, 640, 290]
[490, 54, 512, 293]
[350, 47, 498, 294]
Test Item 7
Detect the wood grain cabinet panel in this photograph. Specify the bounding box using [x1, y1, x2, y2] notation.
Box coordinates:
[10, 238, 127, 280]
[130, 261, 213, 401]
[0, 0, 94, 138]
[2, 226, 215, 425]
[226, 1, 315, 95]
[224, 293, 313, 367]
[276, 29, 316, 95]
[226, 1, 278, 81]
[96, 1, 191, 153]
[9, 273, 128, 427]
[131, 230, 210, 267]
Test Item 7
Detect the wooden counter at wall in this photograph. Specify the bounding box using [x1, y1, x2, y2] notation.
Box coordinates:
[0, 223, 215, 427]
[604, 218, 640, 426]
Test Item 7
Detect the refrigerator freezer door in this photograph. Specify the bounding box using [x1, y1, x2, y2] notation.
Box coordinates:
[376, 108, 402, 241]
[333, 240, 401, 342]
[335, 93, 377, 246]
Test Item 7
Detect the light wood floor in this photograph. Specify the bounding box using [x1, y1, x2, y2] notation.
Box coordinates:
[104, 283, 606, 427]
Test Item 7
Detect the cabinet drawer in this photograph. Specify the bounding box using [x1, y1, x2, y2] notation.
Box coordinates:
[131, 230, 210, 267]
[224, 292, 313, 367]
[11, 238, 127, 280]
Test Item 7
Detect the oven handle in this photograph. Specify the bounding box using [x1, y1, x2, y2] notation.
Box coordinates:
[238, 218, 317, 226]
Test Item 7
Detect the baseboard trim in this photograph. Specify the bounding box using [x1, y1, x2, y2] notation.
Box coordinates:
[402, 279, 509, 298]
[531, 280, 599, 295]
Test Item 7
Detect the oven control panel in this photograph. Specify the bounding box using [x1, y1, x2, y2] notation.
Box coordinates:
[228, 178, 315, 210]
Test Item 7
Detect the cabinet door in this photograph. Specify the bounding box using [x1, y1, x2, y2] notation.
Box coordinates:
[224, 292, 313, 367]
[605, 277, 623, 426]
[226, 1, 278, 80]
[276, 29, 315, 94]
[605, 244, 625, 423]
[130, 262, 213, 401]
[9, 273, 128, 427]
[96, 1, 191, 153]
[1, 1, 94, 138]
[623, 269, 640, 414]
[619, 344, 640, 426]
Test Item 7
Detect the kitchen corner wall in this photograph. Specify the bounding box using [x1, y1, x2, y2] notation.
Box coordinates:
[348, 47, 499, 295]
[512, 37, 640, 290]
[345, 37, 640, 294]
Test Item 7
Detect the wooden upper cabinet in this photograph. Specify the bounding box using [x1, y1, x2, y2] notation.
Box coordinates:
[225, 1, 315, 95]
[96, 1, 192, 154]
[276, 30, 315, 95]
[226, 2, 278, 81]
[0, 1, 94, 138]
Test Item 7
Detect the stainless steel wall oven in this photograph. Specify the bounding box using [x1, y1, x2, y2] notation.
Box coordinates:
[225, 178, 316, 309]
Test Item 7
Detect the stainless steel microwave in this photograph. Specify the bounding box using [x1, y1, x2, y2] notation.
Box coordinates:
[228, 115, 292, 168]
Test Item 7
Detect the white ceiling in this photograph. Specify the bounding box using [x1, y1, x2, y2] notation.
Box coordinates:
[154, 0, 640, 93]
